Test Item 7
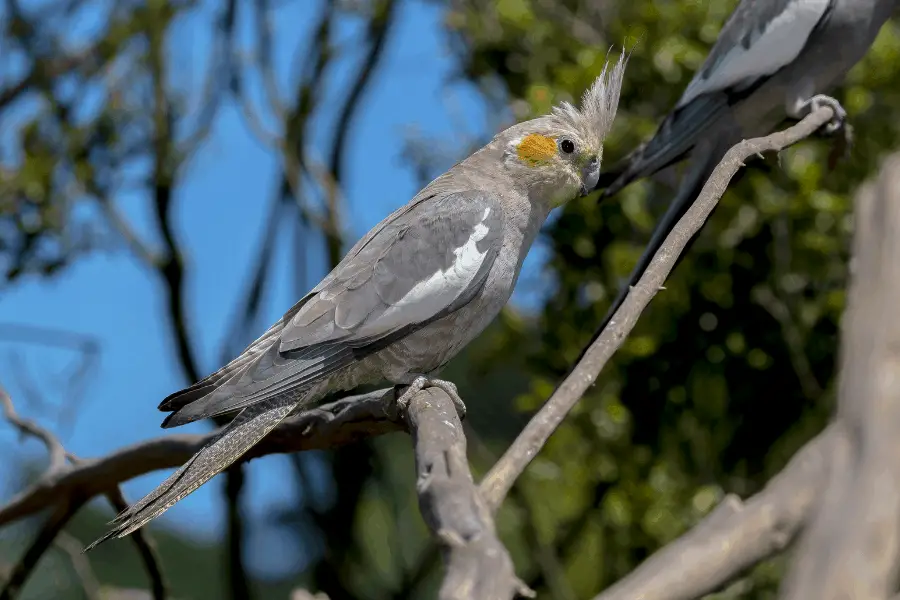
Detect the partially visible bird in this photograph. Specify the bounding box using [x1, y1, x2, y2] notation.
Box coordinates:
[593, 0, 896, 332]
[85, 52, 629, 549]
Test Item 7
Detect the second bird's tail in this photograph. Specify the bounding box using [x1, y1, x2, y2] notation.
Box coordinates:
[594, 144, 724, 340]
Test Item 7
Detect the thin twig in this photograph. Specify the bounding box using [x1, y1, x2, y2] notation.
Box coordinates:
[103, 488, 168, 600]
[478, 106, 836, 511]
[54, 532, 101, 600]
[0, 499, 83, 600]
[0, 384, 66, 474]
[1, 387, 169, 599]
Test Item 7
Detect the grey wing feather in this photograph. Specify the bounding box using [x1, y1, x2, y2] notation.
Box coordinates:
[679, 0, 834, 107]
[159, 190, 504, 428]
[598, 0, 834, 198]
[87, 190, 506, 549]
[598, 94, 730, 198]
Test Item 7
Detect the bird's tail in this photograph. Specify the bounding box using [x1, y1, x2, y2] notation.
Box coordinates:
[593, 145, 723, 337]
[84, 396, 300, 550]
[595, 94, 731, 201]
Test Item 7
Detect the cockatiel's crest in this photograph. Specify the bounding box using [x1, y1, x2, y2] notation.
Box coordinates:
[546, 49, 628, 150]
[510, 50, 628, 174]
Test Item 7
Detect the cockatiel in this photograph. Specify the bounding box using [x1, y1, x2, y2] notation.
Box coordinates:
[86, 52, 629, 548]
[593, 0, 895, 332]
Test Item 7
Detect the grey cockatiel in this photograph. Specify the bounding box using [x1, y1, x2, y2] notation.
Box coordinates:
[86, 52, 628, 549]
[592, 0, 895, 332]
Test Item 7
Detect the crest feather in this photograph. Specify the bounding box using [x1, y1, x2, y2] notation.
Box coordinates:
[548, 48, 629, 148]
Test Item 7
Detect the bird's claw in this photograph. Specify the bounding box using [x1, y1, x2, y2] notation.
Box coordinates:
[804, 94, 847, 135]
[395, 376, 467, 419]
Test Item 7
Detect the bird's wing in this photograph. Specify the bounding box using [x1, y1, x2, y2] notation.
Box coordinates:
[158, 189, 505, 427]
[85, 190, 506, 549]
[598, 0, 834, 198]
[677, 0, 834, 107]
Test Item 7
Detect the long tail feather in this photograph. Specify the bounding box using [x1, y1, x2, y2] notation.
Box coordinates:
[85, 396, 300, 551]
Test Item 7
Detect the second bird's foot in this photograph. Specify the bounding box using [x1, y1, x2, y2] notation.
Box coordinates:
[395, 376, 467, 419]
[803, 94, 847, 135]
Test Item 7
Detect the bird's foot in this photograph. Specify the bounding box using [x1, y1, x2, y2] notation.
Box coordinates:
[395, 376, 467, 419]
[801, 94, 847, 135]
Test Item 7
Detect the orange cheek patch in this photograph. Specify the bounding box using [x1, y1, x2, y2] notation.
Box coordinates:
[516, 134, 556, 165]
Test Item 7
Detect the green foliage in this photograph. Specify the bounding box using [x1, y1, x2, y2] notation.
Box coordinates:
[446, 0, 900, 596]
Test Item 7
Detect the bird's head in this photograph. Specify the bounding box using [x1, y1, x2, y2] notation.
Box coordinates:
[501, 51, 627, 207]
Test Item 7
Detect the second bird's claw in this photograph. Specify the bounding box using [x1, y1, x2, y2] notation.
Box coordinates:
[394, 376, 467, 419]
[806, 94, 847, 135]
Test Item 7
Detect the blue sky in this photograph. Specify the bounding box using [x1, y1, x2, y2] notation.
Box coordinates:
[0, 0, 556, 578]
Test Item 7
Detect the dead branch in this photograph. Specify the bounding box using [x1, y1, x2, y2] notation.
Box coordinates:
[0, 383, 533, 598]
[102, 488, 167, 600]
[592, 424, 845, 600]
[778, 153, 900, 598]
[478, 106, 838, 512]
[406, 387, 533, 600]
[54, 531, 101, 600]
[0, 388, 401, 527]
[0, 385, 169, 600]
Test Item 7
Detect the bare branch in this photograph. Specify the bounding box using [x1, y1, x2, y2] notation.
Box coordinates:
[0, 384, 66, 475]
[0, 388, 401, 526]
[752, 285, 824, 399]
[592, 424, 844, 600]
[779, 152, 900, 599]
[178, 0, 237, 156]
[0, 499, 83, 600]
[103, 488, 167, 600]
[406, 387, 533, 600]
[478, 106, 838, 511]
[54, 532, 101, 600]
[1, 387, 169, 599]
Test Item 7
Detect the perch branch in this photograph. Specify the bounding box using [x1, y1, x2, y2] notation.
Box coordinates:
[478, 106, 837, 512]
[0, 388, 401, 527]
[405, 387, 533, 600]
[779, 152, 900, 598]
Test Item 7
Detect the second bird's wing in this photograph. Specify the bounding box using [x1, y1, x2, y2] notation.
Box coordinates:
[599, 0, 835, 196]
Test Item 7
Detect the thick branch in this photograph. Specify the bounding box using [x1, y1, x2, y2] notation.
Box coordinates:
[592, 424, 845, 600]
[0, 389, 401, 526]
[405, 387, 532, 600]
[479, 106, 837, 511]
[779, 152, 900, 598]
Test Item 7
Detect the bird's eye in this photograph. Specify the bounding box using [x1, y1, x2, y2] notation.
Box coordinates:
[560, 138, 575, 154]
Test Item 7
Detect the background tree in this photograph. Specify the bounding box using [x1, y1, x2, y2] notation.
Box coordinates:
[1, 0, 899, 598]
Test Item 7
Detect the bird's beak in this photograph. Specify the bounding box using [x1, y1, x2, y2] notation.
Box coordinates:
[580, 157, 600, 197]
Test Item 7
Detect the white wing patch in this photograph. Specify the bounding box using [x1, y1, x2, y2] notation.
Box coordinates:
[356, 207, 494, 337]
[677, 0, 830, 108]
